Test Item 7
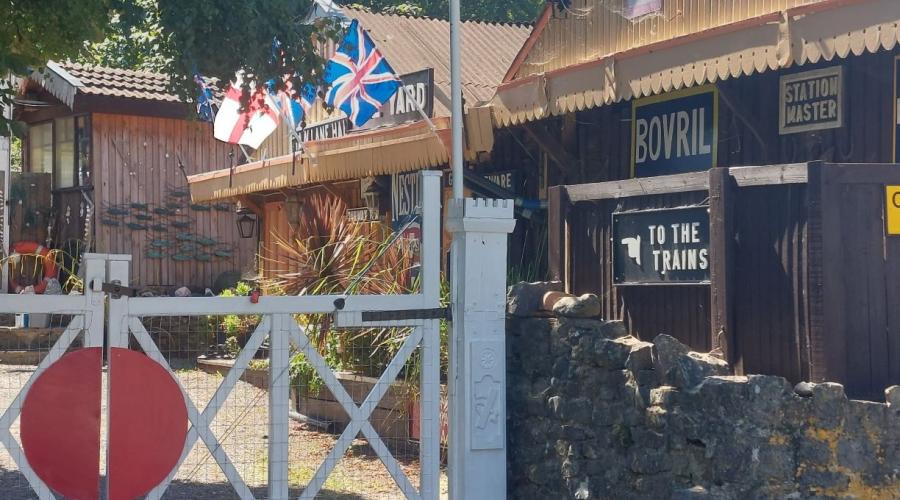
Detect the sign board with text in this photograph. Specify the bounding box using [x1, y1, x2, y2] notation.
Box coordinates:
[631, 86, 718, 178]
[887, 186, 900, 235]
[362, 69, 434, 130]
[482, 170, 518, 194]
[779, 66, 842, 135]
[300, 116, 350, 142]
[612, 206, 710, 285]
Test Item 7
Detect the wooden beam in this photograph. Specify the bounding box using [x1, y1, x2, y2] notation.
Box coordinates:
[547, 185, 570, 289]
[729, 163, 808, 186]
[708, 167, 739, 373]
[566, 171, 709, 202]
[522, 122, 578, 176]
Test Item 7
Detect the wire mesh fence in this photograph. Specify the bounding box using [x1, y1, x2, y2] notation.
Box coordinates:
[0, 313, 87, 500]
[0, 309, 446, 499]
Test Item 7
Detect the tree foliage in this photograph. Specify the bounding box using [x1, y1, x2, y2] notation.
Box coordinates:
[1, 0, 540, 135]
[81, 0, 170, 73]
[0, 0, 121, 135]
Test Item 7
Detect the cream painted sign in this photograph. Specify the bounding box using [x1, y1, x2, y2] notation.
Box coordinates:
[779, 66, 843, 135]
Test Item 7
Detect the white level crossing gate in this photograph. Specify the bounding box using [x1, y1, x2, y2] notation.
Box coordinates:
[0, 172, 514, 499]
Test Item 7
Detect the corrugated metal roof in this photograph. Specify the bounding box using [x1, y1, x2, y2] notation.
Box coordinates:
[493, 0, 897, 127]
[345, 7, 531, 116]
[508, 0, 829, 82]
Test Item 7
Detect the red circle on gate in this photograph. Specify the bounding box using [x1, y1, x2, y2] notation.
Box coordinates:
[107, 347, 188, 500]
[20, 347, 188, 500]
[21, 348, 103, 500]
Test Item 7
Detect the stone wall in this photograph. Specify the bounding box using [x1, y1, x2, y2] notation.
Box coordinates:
[507, 315, 900, 499]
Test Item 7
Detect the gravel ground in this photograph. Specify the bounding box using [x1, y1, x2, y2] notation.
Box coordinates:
[0, 363, 447, 499]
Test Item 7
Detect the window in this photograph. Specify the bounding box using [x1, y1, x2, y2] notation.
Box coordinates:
[55, 117, 75, 188]
[27, 116, 90, 189]
[28, 122, 53, 175]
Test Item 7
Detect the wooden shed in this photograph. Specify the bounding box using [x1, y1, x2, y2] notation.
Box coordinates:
[487, 0, 900, 398]
[10, 62, 256, 291]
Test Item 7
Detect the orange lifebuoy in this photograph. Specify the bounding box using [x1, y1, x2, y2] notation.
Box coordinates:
[8, 242, 58, 294]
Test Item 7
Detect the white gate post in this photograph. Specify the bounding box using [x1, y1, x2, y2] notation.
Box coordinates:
[419, 171, 442, 500]
[447, 199, 515, 500]
[1, 88, 10, 294]
[269, 313, 290, 499]
[81, 253, 108, 348]
[106, 254, 132, 348]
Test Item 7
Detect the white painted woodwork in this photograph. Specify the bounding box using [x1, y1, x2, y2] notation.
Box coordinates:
[446, 198, 515, 500]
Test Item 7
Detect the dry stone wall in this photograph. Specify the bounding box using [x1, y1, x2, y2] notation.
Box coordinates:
[507, 315, 900, 499]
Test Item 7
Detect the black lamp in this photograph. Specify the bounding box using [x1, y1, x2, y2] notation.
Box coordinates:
[235, 207, 258, 239]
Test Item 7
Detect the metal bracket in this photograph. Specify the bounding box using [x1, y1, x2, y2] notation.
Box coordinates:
[101, 281, 139, 299]
[360, 308, 451, 322]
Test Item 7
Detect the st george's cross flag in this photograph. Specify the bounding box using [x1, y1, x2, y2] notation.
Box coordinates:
[324, 19, 400, 128]
[214, 73, 280, 149]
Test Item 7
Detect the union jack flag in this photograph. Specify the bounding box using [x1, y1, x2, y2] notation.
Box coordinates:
[324, 19, 400, 128]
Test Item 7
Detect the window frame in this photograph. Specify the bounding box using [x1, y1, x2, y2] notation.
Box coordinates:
[26, 114, 92, 192]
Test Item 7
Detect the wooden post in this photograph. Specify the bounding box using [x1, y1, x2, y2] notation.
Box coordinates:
[815, 162, 848, 386]
[805, 161, 830, 383]
[708, 167, 739, 372]
[548, 185, 570, 291]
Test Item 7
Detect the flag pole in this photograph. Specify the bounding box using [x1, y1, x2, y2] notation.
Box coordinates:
[450, 0, 464, 200]
[397, 78, 437, 133]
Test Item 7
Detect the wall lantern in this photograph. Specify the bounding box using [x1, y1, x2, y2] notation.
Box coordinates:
[235, 207, 258, 239]
[361, 177, 383, 219]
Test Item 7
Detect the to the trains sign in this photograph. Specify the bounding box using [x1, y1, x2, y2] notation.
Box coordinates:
[612, 206, 711, 285]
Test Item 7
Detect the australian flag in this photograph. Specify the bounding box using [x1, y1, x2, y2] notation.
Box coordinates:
[194, 74, 216, 122]
[324, 19, 400, 128]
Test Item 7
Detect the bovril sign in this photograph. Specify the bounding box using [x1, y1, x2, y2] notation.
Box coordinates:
[613, 206, 710, 285]
[631, 86, 718, 177]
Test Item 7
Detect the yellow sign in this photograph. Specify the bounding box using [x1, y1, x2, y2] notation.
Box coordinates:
[887, 186, 900, 235]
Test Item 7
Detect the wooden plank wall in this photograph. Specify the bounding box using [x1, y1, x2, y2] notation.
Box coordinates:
[568, 190, 711, 351]
[259, 182, 362, 283]
[730, 184, 809, 384]
[8, 173, 51, 245]
[92, 113, 256, 290]
[567, 49, 896, 186]
[813, 164, 900, 400]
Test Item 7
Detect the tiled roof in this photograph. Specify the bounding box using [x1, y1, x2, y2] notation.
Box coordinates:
[345, 7, 531, 115]
[58, 62, 183, 103]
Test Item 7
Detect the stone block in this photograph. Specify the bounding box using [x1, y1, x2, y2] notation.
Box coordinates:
[594, 337, 636, 370]
[553, 293, 602, 318]
[811, 382, 847, 429]
[794, 381, 815, 397]
[507, 280, 562, 317]
[626, 340, 655, 373]
[561, 397, 593, 424]
[672, 486, 710, 499]
[886, 385, 900, 408]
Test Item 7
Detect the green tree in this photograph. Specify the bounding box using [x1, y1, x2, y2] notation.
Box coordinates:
[0, 0, 121, 135]
[2, 0, 537, 135]
[81, 0, 170, 73]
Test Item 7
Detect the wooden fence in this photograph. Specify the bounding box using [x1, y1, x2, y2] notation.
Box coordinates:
[549, 162, 900, 399]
